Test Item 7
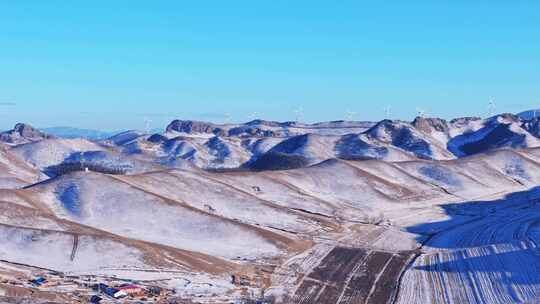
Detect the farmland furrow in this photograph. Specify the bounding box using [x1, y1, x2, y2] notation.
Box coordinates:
[396, 199, 540, 304]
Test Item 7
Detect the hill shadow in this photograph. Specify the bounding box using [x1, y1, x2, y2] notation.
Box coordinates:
[404, 186, 540, 289]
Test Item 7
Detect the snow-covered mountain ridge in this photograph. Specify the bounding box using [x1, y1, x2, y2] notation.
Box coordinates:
[94, 111, 540, 171]
[3, 111, 540, 172]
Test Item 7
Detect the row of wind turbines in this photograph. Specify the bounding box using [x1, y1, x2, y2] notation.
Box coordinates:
[244, 99, 500, 124]
[141, 99, 523, 133]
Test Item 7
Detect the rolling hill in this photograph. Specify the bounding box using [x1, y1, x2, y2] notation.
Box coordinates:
[3, 111, 540, 302]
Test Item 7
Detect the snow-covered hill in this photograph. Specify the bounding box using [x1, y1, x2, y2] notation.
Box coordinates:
[94, 114, 540, 170]
[5, 112, 540, 302]
[5, 112, 540, 174]
[0, 144, 41, 188]
[0, 123, 54, 145]
[447, 114, 540, 157]
[40, 127, 116, 140]
[4, 145, 540, 301]
[11, 138, 106, 169]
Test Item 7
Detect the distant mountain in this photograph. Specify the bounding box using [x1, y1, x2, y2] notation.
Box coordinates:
[93, 115, 540, 170]
[103, 130, 145, 146]
[6, 111, 540, 172]
[517, 108, 540, 120]
[0, 123, 54, 145]
[447, 114, 540, 156]
[39, 127, 163, 140]
[166, 119, 376, 137]
[10, 137, 106, 169]
[364, 119, 454, 160]
[40, 127, 116, 140]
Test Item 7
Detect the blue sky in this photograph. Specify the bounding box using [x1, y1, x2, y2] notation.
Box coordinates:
[0, 1, 539, 130]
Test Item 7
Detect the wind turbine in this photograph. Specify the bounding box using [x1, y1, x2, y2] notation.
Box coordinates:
[224, 113, 232, 124]
[345, 110, 356, 121]
[144, 117, 152, 134]
[247, 111, 259, 121]
[487, 98, 496, 117]
[416, 107, 427, 118]
[293, 106, 304, 122]
[383, 105, 391, 119]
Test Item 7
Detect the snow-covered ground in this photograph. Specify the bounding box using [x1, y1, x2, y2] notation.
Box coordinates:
[4, 115, 540, 302]
[31, 172, 288, 260]
[397, 190, 540, 304]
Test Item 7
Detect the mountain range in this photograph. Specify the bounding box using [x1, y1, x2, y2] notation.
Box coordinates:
[5, 112, 537, 173]
[2, 110, 540, 303]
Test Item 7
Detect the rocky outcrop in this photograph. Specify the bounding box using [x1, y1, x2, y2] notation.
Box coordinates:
[365, 120, 435, 159]
[166, 120, 225, 136]
[447, 114, 538, 157]
[147, 133, 168, 143]
[522, 118, 540, 138]
[0, 123, 54, 145]
[227, 126, 279, 137]
[449, 117, 482, 127]
[412, 117, 450, 135]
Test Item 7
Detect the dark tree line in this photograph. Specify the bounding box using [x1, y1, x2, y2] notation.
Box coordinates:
[45, 162, 130, 176]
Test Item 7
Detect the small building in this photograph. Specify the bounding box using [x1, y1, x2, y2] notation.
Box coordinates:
[98, 283, 120, 298]
[30, 277, 46, 286]
[147, 286, 163, 296]
[113, 290, 128, 299]
[117, 284, 145, 296]
[105, 287, 119, 297]
[231, 272, 258, 287]
[96, 283, 107, 292]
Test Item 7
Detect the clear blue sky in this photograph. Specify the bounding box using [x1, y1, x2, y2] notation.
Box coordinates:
[0, 1, 539, 130]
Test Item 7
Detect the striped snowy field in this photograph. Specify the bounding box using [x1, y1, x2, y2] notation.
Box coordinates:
[398, 202, 540, 304]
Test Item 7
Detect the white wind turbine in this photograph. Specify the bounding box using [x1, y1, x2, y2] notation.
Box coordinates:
[144, 117, 152, 134]
[487, 98, 496, 117]
[224, 113, 232, 124]
[383, 105, 391, 119]
[247, 111, 259, 121]
[293, 106, 304, 122]
[416, 107, 427, 118]
[345, 110, 357, 121]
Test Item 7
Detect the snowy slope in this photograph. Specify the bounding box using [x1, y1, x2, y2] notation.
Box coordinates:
[0, 145, 40, 188]
[28, 172, 301, 260]
[8, 113, 540, 302]
[40, 127, 115, 140]
[517, 108, 540, 120]
[398, 191, 540, 304]
[90, 114, 540, 171]
[364, 119, 455, 160]
[11, 138, 106, 169]
[448, 114, 540, 157]
[114, 170, 331, 235]
[0, 200, 234, 276]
